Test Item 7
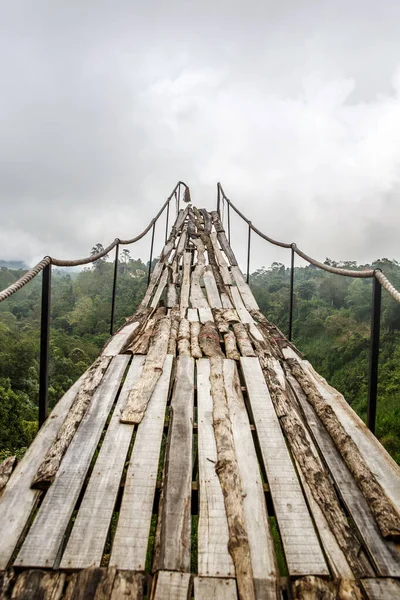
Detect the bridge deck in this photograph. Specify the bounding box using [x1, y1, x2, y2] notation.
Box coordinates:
[1, 207, 400, 600]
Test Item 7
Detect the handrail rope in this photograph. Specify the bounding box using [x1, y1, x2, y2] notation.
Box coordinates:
[0, 181, 189, 303]
[218, 182, 400, 301]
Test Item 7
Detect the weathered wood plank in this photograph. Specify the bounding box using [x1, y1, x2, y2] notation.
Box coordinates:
[11, 570, 65, 600]
[231, 287, 253, 324]
[203, 266, 223, 309]
[120, 316, 171, 424]
[175, 229, 188, 260]
[63, 568, 116, 600]
[152, 571, 191, 600]
[233, 323, 255, 357]
[60, 356, 146, 569]
[110, 571, 145, 600]
[361, 578, 400, 600]
[283, 347, 400, 512]
[190, 237, 208, 309]
[198, 307, 214, 323]
[180, 251, 192, 311]
[151, 266, 169, 309]
[240, 357, 329, 577]
[190, 321, 202, 358]
[32, 356, 112, 488]
[187, 308, 199, 322]
[197, 359, 234, 577]
[194, 577, 238, 600]
[224, 360, 278, 599]
[287, 355, 400, 540]
[210, 211, 238, 266]
[155, 357, 194, 572]
[231, 266, 259, 311]
[102, 322, 141, 357]
[210, 232, 233, 285]
[0, 456, 17, 495]
[178, 317, 191, 356]
[286, 368, 400, 577]
[15, 355, 129, 569]
[110, 355, 173, 570]
[0, 373, 85, 569]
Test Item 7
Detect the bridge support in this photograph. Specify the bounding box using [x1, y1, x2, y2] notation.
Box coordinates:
[110, 243, 119, 336]
[288, 245, 295, 341]
[147, 222, 156, 286]
[367, 276, 382, 433]
[39, 263, 51, 428]
[246, 224, 251, 284]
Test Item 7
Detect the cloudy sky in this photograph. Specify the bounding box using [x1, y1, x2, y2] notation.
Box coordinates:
[1, 0, 400, 271]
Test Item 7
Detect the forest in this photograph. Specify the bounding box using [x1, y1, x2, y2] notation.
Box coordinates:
[1, 251, 400, 464]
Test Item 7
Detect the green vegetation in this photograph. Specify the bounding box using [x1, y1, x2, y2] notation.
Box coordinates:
[1, 254, 400, 466]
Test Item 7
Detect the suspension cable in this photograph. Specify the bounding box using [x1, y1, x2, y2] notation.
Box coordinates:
[0, 181, 189, 303]
[218, 182, 400, 298]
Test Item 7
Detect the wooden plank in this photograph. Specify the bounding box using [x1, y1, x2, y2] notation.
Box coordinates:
[231, 266, 259, 311]
[64, 568, 116, 600]
[224, 360, 278, 598]
[11, 570, 65, 600]
[294, 456, 354, 578]
[361, 578, 400, 600]
[187, 308, 199, 322]
[230, 287, 253, 324]
[194, 577, 238, 600]
[286, 369, 400, 577]
[240, 357, 328, 577]
[203, 266, 223, 309]
[155, 357, 194, 572]
[102, 322, 141, 356]
[282, 348, 400, 512]
[152, 571, 191, 600]
[15, 355, 129, 569]
[175, 229, 188, 260]
[0, 456, 17, 495]
[198, 307, 214, 323]
[60, 356, 146, 569]
[0, 373, 86, 569]
[110, 355, 173, 570]
[110, 572, 145, 600]
[120, 316, 170, 424]
[151, 266, 169, 309]
[197, 359, 234, 577]
[210, 232, 233, 285]
[33, 356, 113, 488]
[180, 251, 192, 311]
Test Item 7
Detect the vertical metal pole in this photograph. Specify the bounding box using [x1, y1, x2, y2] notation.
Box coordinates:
[217, 184, 221, 217]
[227, 202, 231, 243]
[165, 201, 170, 243]
[288, 246, 295, 341]
[367, 276, 382, 433]
[39, 263, 51, 428]
[246, 223, 251, 284]
[177, 186, 181, 213]
[110, 243, 119, 336]
[147, 222, 156, 286]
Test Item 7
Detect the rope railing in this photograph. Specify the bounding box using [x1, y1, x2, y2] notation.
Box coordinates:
[0, 181, 190, 301]
[217, 181, 400, 435]
[0, 180, 189, 427]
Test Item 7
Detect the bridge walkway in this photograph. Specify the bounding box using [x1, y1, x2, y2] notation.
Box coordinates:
[1, 206, 400, 600]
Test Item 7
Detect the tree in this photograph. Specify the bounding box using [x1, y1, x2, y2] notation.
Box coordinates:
[90, 243, 109, 269]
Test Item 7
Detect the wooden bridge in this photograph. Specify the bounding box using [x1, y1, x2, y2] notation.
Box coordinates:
[1, 205, 400, 600]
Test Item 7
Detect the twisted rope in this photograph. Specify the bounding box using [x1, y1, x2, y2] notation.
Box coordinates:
[0, 257, 51, 302]
[218, 182, 400, 299]
[0, 181, 189, 302]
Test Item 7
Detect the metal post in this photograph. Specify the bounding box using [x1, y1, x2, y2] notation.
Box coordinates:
[39, 263, 51, 427]
[246, 223, 251, 284]
[227, 202, 231, 243]
[147, 222, 156, 286]
[288, 246, 295, 341]
[367, 276, 382, 433]
[110, 243, 119, 336]
[165, 201, 170, 243]
[217, 184, 221, 217]
[177, 186, 181, 213]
